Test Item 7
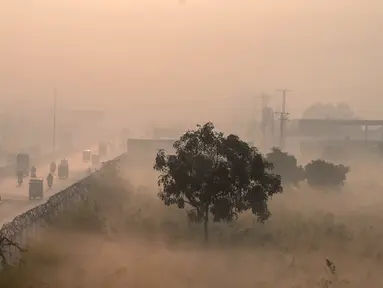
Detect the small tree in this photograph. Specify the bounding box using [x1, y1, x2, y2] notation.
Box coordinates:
[154, 122, 283, 241]
[266, 147, 305, 186]
[304, 159, 349, 187]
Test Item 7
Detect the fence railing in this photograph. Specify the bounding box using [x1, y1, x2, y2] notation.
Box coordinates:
[0, 153, 124, 270]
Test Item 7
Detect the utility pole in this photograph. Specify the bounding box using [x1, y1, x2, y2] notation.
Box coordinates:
[53, 88, 57, 156]
[275, 89, 291, 150]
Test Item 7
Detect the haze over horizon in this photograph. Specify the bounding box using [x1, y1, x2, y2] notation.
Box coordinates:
[1, 0, 382, 123]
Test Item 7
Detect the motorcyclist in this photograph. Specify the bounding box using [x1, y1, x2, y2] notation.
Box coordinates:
[17, 168, 23, 184]
[47, 172, 54, 187]
[50, 161, 56, 174]
[31, 165, 37, 177]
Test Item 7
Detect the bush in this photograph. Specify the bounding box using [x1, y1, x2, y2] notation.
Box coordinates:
[304, 159, 349, 187]
[266, 147, 305, 186]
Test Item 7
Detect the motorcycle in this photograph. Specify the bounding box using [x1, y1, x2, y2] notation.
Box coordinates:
[31, 165, 37, 177]
[17, 169, 23, 186]
[50, 162, 56, 174]
[17, 175, 23, 186]
[47, 174, 53, 188]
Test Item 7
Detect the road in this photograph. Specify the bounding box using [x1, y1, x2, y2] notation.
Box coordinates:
[0, 149, 96, 227]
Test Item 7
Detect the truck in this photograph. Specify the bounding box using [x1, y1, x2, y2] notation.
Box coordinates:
[16, 153, 30, 177]
[58, 159, 69, 179]
[92, 153, 100, 166]
[29, 177, 43, 200]
[83, 149, 91, 163]
[98, 142, 107, 158]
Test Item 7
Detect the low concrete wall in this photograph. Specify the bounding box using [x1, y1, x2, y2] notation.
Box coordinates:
[0, 153, 124, 270]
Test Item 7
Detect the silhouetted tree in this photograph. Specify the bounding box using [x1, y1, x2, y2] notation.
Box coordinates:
[153, 122, 283, 241]
[304, 159, 349, 187]
[266, 147, 305, 186]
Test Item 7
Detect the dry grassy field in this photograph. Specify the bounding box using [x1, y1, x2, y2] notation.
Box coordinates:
[1, 160, 383, 288]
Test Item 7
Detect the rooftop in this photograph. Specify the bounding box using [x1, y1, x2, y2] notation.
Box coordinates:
[295, 118, 383, 126]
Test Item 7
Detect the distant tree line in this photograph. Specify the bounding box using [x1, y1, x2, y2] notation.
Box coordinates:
[265, 147, 349, 187]
[302, 102, 356, 119]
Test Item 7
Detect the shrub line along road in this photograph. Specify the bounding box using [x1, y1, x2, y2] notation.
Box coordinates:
[0, 146, 102, 228]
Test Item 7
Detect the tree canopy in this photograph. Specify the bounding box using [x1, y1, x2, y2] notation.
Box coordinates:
[302, 102, 356, 119]
[266, 147, 305, 186]
[304, 159, 349, 187]
[153, 122, 283, 241]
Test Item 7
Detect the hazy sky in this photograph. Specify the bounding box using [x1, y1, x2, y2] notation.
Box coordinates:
[1, 0, 383, 123]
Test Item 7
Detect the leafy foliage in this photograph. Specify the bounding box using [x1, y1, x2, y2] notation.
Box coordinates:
[153, 122, 283, 240]
[304, 159, 349, 187]
[266, 147, 305, 186]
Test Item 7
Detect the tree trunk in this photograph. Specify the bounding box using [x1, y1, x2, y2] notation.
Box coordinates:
[203, 207, 209, 242]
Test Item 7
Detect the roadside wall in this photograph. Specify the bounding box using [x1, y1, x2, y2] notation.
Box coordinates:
[0, 154, 124, 270]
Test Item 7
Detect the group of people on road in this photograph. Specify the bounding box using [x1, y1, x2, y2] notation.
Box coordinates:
[17, 161, 56, 188]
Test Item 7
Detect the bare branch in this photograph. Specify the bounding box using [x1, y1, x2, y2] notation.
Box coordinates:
[0, 235, 27, 266]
